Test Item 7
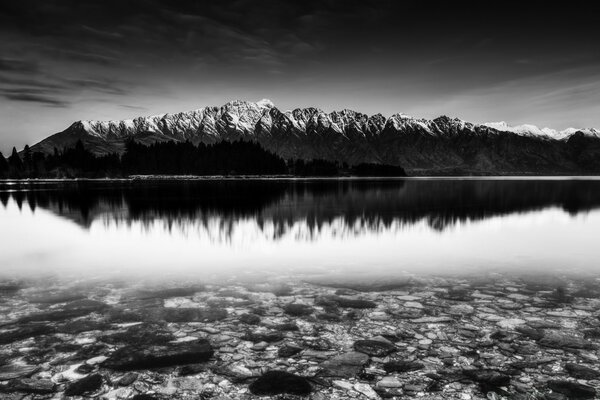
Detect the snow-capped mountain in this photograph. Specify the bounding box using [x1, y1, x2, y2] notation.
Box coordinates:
[483, 121, 600, 140]
[30, 99, 600, 175]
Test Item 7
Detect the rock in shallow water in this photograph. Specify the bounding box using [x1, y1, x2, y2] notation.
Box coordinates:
[18, 300, 110, 323]
[538, 332, 595, 350]
[383, 360, 424, 373]
[319, 352, 369, 378]
[103, 340, 214, 370]
[316, 295, 377, 309]
[4, 378, 56, 394]
[0, 324, 56, 345]
[463, 369, 510, 388]
[354, 339, 396, 357]
[0, 364, 39, 381]
[564, 363, 600, 380]
[249, 371, 312, 396]
[64, 374, 103, 396]
[283, 303, 314, 316]
[548, 380, 596, 399]
[278, 343, 303, 357]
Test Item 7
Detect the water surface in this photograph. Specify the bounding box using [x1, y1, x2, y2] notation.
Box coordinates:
[1, 178, 599, 283]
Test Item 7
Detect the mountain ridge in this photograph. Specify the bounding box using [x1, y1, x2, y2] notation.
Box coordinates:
[29, 99, 600, 175]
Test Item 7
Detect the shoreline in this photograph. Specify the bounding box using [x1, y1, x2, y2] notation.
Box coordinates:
[2, 175, 600, 184]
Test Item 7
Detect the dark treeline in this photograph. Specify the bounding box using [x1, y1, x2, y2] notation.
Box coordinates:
[0, 140, 406, 178]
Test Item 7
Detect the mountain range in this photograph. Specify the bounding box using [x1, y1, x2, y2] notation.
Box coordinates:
[30, 99, 600, 175]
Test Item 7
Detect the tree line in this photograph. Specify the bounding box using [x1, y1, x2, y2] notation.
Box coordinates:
[0, 139, 406, 178]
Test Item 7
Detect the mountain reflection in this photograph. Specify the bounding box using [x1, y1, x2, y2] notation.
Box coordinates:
[2, 179, 600, 240]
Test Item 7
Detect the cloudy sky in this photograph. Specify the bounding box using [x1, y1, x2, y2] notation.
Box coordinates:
[1, 0, 599, 153]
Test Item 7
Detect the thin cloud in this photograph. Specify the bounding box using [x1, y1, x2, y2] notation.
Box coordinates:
[0, 58, 38, 73]
[1, 88, 68, 107]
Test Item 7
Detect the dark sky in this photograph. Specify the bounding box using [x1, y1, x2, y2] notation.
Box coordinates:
[1, 0, 600, 152]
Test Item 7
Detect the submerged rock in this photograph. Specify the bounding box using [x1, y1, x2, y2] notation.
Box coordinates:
[316, 295, 377, 309]
[0, 365, 39, 381]
[249, 371, 312, 396]
[564, 363, 600, 380]
[383, 360, 424, 373]
[319, 352, 369, 378]
[548, 380, 596, 399]
[18, 300, 109, 323]
[163, 307, 227, 322]
[100, 323, 174, 345]
[26, 291, 87, 304]
[64, 374, 103, 396]
[538, 332, 595, 349]
[278, 344, 303, 357]
[4, 378, 55, 394]
[103, 340, 214, 370]
[243, 331, 284, 343]
[283, 303, 314, 316]
[463, 369, 510, 388]
[238, 313, 261, 325]
[0, 324, 56, 344]
[353, 339, 396, 357]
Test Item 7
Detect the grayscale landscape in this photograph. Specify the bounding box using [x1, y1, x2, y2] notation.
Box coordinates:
[1, 1, 600, 399]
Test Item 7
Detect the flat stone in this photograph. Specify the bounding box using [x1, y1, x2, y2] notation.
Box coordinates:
[278, 344, 303, 357]
[319, 352, 369, 378]
[283, 303, 314, 316]
[26, 291, 87, 304]
[496, 318, 526, 329]
[353, 382, 380, 399]
[238, 313, 261, 324]
[404, 301, 423, 309]
[376, 376, 403, 388]
[449, 304, 474, 315]
[333, 380, 354, 391]
[396, 295, 421, 301]
[64, 374, 103, 396]
[164, 307, 227, 322]
[18, 300, 110, 323]
[538, 332, 595, 349]
[369, 311, 390, 321]
[0, 365, 39, 381]
[316, 295, 377, 309]
[383, 360, 424, 373]
[100, 323, 175, 345]
[565, 363, 600, 380]
[463, 369, 510, 387]
[4, 378, 56, 394]
[117, 372, 138, 386]
[249, 371, 312, 396]
[412, 316, 453, 323]
[243, 331, 284, 343]
[0, 324, 56, 345]
[548, 380, 596, 399]
[103, 340, 214, 370]
[354, 339, 396, 357]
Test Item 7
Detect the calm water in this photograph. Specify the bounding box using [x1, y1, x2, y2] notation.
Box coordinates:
[1, 178, 600, 284]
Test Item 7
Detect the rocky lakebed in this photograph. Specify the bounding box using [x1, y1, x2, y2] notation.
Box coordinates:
[0, 274, 600, 399]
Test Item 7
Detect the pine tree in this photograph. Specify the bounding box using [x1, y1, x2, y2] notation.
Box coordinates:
[8, 147, 23, 172]
[0, 151, 8, 176]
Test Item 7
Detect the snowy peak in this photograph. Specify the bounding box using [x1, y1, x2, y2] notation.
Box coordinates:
[67, 100, 599, 144]
[483, 121, 599, 140]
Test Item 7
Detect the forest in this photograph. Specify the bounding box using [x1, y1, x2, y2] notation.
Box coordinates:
[0, 140, 406, 178]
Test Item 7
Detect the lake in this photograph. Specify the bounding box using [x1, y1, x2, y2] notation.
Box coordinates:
[1, 177, 599, 283]
[1, 178, 600, 398]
